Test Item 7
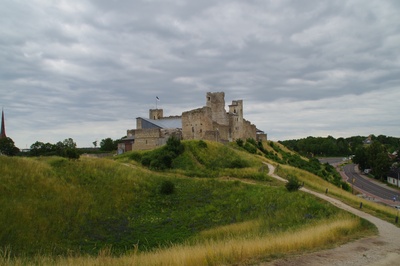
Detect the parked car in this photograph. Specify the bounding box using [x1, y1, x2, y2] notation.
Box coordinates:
[394, 206, 400, 210]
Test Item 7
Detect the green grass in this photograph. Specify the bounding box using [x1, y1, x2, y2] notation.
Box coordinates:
[120, 140, 270, 181]
[0, 140, 378, 263]
[275, 163, 399, 225]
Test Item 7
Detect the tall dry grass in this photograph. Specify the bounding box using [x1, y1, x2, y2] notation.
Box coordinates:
[123, 217, 360, 266]
[276, 163, 399, 220]
[2, 215, 363, 266]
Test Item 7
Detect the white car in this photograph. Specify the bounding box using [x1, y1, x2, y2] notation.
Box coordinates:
[394, 206, 400, 210]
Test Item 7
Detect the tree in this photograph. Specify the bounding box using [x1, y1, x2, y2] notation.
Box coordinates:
[29, 138, 79, 159]
[63, 138, 77, 149]
[100, 138, 118, 151]
[30, 141, 45, 156]
[353, 147, 368, 170]
[29, 141, 54, 156]
[0, 137, 19, 156]
[372, 152, 391, 180]
[353, 141, 392, 180]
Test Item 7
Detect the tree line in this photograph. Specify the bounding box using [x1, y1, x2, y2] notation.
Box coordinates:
[280, 135, 399, 180]
[280, 135, 400, 157]
[0, 136, 120, 158]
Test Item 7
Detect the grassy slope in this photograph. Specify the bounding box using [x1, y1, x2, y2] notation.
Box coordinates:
[0, 140, 376, 262]
[275, 163, 399, 223]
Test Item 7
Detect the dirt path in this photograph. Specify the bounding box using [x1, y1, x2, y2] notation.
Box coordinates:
[260, 163, 400, 266]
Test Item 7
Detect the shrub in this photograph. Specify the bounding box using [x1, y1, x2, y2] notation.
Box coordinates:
[244, 142, 257, 154]
[286, 176, 301, 192]
[65, 148, 80, 160]
[236, 139, 244, 147]
[165, 135, 184, 155]
[246, 138, 257, 146]
[229, 158, 249, 169]
[340, 181, 351, 191]
[141, 155, 152, 167]
[160, 180, 175, 195]
[129, 152, 142, 162]
[198, 140, 207, 148]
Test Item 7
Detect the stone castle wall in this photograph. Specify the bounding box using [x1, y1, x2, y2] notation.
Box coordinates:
[132, 128, 182, 150]
[132, 128, 161, 150]
[182, 107, 213, 140]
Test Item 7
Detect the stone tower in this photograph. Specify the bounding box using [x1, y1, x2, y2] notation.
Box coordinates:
[149, 109, 163, 120]
[1, 109, 6, 139]
[206, 92, 229, 126]
[229, 100, 243, 123]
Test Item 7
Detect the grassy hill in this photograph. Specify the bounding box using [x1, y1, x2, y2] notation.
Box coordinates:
[0, 140, 379, 265]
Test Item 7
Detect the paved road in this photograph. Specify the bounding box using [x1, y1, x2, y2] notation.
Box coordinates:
[319, 158, 400, 205]
[343, 163, 400, 203]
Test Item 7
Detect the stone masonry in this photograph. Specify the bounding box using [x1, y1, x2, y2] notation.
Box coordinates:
[118, 92, 267, 152]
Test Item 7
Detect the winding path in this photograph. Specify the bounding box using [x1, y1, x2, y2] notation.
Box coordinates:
[261, 163, 400, 266]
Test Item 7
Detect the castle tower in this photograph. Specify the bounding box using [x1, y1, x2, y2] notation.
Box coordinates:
[229, 100, 243, 122]
[149, 109, 163, 120]
[1, 109, 6, 139]
[206, 92, 229, 125]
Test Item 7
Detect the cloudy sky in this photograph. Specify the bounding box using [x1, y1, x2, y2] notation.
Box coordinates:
[1, 0, 400, 148]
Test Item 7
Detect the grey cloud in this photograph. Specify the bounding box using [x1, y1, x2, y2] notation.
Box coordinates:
[1, 0, 399, 147]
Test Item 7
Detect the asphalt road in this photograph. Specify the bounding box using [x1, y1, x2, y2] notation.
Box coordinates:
[319, 158, 400, 205]
[343, 163, 400, 202]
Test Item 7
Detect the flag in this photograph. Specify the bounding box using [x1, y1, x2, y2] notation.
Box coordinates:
[156, 96, 160, 101]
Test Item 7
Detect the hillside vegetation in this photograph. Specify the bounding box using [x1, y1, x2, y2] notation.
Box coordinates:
[0, 140, 377, 265]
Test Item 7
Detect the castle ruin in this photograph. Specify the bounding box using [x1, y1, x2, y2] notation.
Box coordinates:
[118, 92, 266, 153]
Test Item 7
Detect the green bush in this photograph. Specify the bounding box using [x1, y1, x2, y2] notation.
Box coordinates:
[243, 142, 257, 154]
[160, 180, 175, 195]
[236, 139, 244, 147]
[129, 152, 142, 162]
[141, 154, 152, 167]
[286, 176, 301, 192]
[198, 140, 207, 148]
[229, 158, 249, 168]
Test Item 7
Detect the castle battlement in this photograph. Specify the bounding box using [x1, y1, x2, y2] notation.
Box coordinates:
[118, 92, 266, 153]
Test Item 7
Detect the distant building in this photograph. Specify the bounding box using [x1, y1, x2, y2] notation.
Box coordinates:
[118, 92, 267, 153]
[387, 169, 400, 188]
[363, 135, 373, 145]
[0, 109, 6, 139]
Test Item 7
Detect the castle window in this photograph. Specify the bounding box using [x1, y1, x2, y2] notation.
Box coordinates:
[192, 127, 194, 133]
[234, 109, 236, 113]
[207, 96, 211, 101]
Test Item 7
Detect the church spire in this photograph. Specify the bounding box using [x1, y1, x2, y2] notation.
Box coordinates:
[1, 109, 6, 139]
